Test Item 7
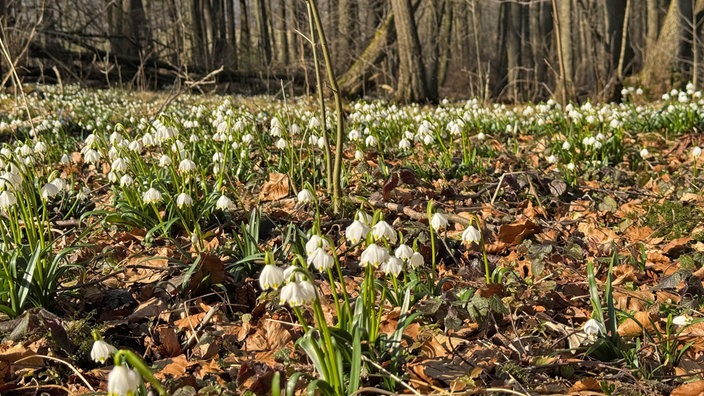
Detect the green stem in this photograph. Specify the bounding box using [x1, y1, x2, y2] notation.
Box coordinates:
[114, 350, 168, 396]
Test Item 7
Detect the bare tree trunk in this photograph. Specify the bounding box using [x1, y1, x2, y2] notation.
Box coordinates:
[646, 0, 659, 55]
[529, 1, 550, 100]
[225, 0, 237, 68]
[552, 0, 573, 103]
[274, 0, 288, 66]
[337, 0, 353, 69]
[239, 0, 251, 67]
[436, 0, 452, 87]
[391, 0, 431, 102]
[189, 0, 206, 69]
[504, 1, 522, 102]
[641, 0, 693, 94]
[253, 0, 272, 65]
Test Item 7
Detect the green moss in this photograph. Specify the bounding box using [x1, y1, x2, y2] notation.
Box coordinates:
[642, 201, 703, 239]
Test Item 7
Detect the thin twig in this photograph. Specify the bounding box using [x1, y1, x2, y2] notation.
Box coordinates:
[360, 355, 421, 396]
[15, 354, 95, 392]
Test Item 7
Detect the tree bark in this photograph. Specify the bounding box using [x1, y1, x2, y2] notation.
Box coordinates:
[390, 0, 432, 102]
[641, 0, 693, 94]
[253, 0, 272, 65]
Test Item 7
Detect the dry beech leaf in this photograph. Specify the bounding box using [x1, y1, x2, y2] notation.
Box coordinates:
[157, 325, 182, 357]
[570, 377, 601, 392]
[671, 379, 704, 396]
[617, 311, 659, 337]
[156, 354, 192, 379]
[258, 172, 289, 201]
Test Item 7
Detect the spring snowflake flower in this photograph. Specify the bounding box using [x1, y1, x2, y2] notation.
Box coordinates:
[562, 141, 571, 150]
[41, 182, 60, 200]
[107, 365, 141, 396]
[365, 135, 377, 147]
[345, 220, 370, 245]
[158, 154, 172, 167]
[430, 213, 449, 231]
[50, 178, 66, 191]
[583, 318, 605, 341]
[692, 146, 702, 158]
[639, 148, 649, 158]
[672, 315, 694, 326]
[371, 220, 397, 244]
[399, 138, 412, 150]
[176, 193, 193, 208]
[462, 225, 481, 244]
[275, 138, 288, 150]
[90, 339, 117, 364]
[216, 194, 234, 210]
[307, 247, 333, 272]
[360, 243, 390, 268]
[60, 153, 71, 164]
[259, 264, 284, 290]
[305, 235, 329, 256]
[354, 150, 364, 161]
[380, 256, 403, 276]
[0, 190, 17, 210]
[111, 158, 128, 173]
[178, 159, 196, 173]
[394, 244, 414, 261]
[141, 132, 155, 146]
[280, 280, 316, 306]
[84, 149, 101, 164]
[142, 188, 162, 204]
[297, 189, 315, 204]
[119, 174, 134, 187]
[477, 132, 486, 141]
[409, 251, 424, 269]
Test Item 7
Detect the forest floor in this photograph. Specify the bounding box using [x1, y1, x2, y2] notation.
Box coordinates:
[1, 86, 704, 396]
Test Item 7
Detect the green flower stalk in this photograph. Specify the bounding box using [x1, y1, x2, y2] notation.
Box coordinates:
[110, 350, 167, 396]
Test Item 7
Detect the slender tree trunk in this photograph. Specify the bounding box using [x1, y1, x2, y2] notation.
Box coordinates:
[239, 0, 251, 67]
[505, 1, 522, 102]
[337, 0, 353, 69]
[273, 0, 288, 66]
[225, 0, 237, 68]
[391, 0, 431, 102]
[253, 0, 272, 65]
[436, 0, 452, 87]
[189, 0, 206, 69]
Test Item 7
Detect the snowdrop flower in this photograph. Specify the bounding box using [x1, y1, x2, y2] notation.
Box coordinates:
[639, 148, 649, 158]
[371, 220, 397, 244]
[91, 339, 117, 364]
[409, 251, 424, 269]
[692, 146, 702, 158]
[0, 190, 17, 210]
[142, 188, 162, 204]
[280, 280, 316, 306]
[305, 235, 329, 256]
[394, 244, 414, 261]
[430, 213, 449, 231]
[346, 220, 370, 245]
[583, 318, 605, 341]
[176, 193, 193, 208]
[380, 256, 403, 276]
[107, 365, 141, 396]
[216, 194, 234, 210]
[360, 243, 390, 268]
[259, 264, 284, 290]
[297, 189, 315, 204]
[41, 182, 60, 200]
[307, 247, 333, 272]
[462, 225, 481, 244]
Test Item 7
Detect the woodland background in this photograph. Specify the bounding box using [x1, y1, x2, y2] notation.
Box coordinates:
[0, 0, 703, 103]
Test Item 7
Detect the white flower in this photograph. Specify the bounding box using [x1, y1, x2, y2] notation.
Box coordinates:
[371, 220, 397, 244]
[345, 220, 369, 244]
[394, 244, 414, 261]
[380, 256, 403, 276]
[562, 141, 571, 150]
[547, 155, 557, 164]
[583, 318, 605, 341]
[142, 188, 162, 204]
[90, 339, 117, 364]
[212, 152, 224, 162]
[356, 211, 373, 225]
[34, 141, 47, 153]
[178, 159, 197, 173]
[297, 189, 315, 204]
[259, 264, 284, 290]
[430, 213, 449, 231]
[176, 193, 193, 208]
[41, 182, 60, 200]
[60, 154, 71, 164]
[462, 225, 481, 244]
[119, 174, 134, 187]
[692, 146, 702, 158]
[360, 243, 389, 268]
[280, 280, 316, 306]
[365, 135, 377, 147]
[672, 315, 694, 326]
[639, 148, 649, 158]
[158, 154, 172, 167]
[354, 150, 364, 161]
[476, 132, 486, 141]
[409, 251, 424, 269]
[84, 149, 101, 164]
[50, 178, 66, 191]
[566, 162, 575, 171]
[305, 235, 329, 256]
[141, 132, 155, 146]
[111, 158, 128, 173]
[0, 190, 17, 210]
[276, 138, 288, 150]
[399, 138, 412, 150]
[128, 140, 142, 152]
[307, 247, 333, 272]
[107, 365, 141, 396]
[216, 194, 234, 210]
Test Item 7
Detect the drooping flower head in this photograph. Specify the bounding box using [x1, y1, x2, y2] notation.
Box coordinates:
[345, 220, 370, 245]
[259, 264, 284, 290]
[360, 243, 390, 268]
[107, 365, 141, 396]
